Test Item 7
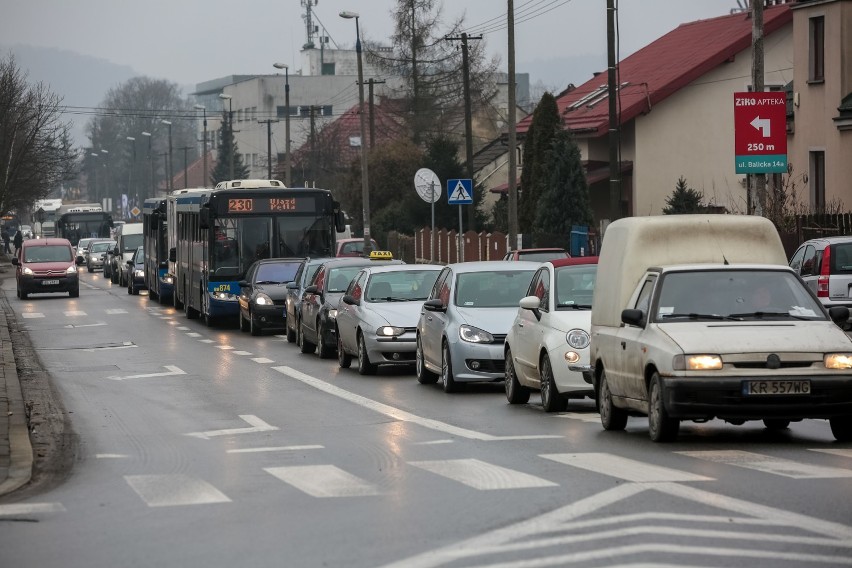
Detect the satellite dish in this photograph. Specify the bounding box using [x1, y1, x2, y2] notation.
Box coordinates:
[414, 168, 441, 204]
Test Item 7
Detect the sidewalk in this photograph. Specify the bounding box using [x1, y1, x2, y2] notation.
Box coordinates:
[0, 251, 32, 496]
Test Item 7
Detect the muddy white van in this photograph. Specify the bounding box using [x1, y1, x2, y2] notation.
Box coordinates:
[590, 215, 852, 442]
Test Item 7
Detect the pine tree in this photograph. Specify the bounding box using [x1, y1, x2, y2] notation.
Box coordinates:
[519, 92, 561, 235]
[211, 112, 249, 185]
[663, 177, 706, 214]
[534, 130, 593, 243]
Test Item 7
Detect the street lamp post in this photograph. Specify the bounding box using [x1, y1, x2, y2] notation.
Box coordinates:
[100, 148, 110, 213]
[340, 10, 371, 255]
[273, 63, 291, 187]
[126, 136, 136, 203]
[219, 93, 234, 180]
[161, 120, 173, 191]
[89, 152, 99, 203]
[141, 131, 153, 198]
[194, 104, 208, 187]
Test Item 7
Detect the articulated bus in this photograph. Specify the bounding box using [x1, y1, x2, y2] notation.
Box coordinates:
[55, 203, 113, 246]
[142, 197, 173, 303]
[171, 180, 345, 324]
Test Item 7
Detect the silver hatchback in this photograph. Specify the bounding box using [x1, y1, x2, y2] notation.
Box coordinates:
[790, 236, 852, 328]
[416, 261, 538, 392]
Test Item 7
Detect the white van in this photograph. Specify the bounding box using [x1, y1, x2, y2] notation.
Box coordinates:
[113, 222, 143, 287]
[590, 215, 852, 442]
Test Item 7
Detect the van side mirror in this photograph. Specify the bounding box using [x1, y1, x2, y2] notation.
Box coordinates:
[621, 308, 645, 328]
[169, 248, 176, 263]
[828, 306, 850, 327]
[11, 257, 18, 266]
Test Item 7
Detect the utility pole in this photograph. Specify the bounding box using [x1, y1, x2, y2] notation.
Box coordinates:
[179, 146, 192, 189]
[446, 32, 483, 233]
[159, 153, 168, 195]
[258, 119, 279, 179]
[750, 0, 766, 215]
[606, 0, 621, 222]
[507, 0, 519, 249]
[309, 105, 320, 181]
[367, 78, 386, 149]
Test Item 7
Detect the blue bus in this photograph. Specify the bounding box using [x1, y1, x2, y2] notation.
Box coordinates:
[171, 180, 345, 324]
[142, 197, 173, 303]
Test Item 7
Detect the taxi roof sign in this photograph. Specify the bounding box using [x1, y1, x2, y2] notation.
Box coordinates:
[369, 250, 393, 260]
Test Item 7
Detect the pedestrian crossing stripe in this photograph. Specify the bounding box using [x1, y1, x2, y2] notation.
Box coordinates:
[447, 178, 473, 204]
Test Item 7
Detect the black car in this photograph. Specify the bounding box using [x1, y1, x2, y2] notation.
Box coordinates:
[285, 257, 331, 343]
[127, 246, 146, 295]
[298, 256, 404, 358]
[238, 257, 305, 336]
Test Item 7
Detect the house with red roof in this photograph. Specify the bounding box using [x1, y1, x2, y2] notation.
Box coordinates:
[509, 3, 795, 221]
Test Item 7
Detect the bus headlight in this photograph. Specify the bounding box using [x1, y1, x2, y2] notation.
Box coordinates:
[211, 290, 238, 301]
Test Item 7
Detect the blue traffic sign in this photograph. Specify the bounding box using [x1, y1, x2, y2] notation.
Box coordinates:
[447, 179, 473, 205]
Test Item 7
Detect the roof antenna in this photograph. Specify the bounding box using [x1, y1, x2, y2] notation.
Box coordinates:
[705, 218, 730, 265]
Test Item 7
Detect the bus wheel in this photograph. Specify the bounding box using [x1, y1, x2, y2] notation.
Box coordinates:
[184, 289, 198, 319]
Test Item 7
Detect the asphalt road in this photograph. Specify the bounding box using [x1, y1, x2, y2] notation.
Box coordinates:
[1, 269, 851, 567]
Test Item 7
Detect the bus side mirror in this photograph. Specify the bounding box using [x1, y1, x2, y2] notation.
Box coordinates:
[199, 208, 211, 230]
[335, 210, 346, 233]
[169, 248, 176, 263]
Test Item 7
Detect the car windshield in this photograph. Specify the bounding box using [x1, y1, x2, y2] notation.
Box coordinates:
[24, 245, 72, 263]
[519, 250, 570, 262]
[77, 239, 93, 250]
[555, 265, 597, 309]
[326, 267, 363, 293]
[255, 262, 301, 284]
[339, 240, 378, 255]
[654, 269, 827, 322]
[455, 270, 536, 308]
[90, 242, 114, 253]
[366, 270, 440, 302]
[134, 247, 145, 263]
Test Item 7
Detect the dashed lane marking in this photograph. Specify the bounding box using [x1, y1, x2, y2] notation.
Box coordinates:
[198, 339, 214, 343]
[64, 310, 87, 317]
[0, 503, 66, 516]
[409, 459, 558, 490]
[541, 453, 714, 482]
[106, 309, 128, 314]
[227, 445, 324, 454]
[124, 474, 231, 507]
[21, 312, 44, 319]
[186, 332, 201, 337]
[264, 465, 381, 497]
[678, 450, 852, 479]
[232, 351, 252, 356]
[185, 414, 278, 440]
[217, 345, 234, 350]
[251, 358, 275, 364]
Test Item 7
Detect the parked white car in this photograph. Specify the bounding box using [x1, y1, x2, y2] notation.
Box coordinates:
[505, 257, 598, 411]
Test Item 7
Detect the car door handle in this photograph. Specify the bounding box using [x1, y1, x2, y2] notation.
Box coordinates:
[621, 341, 626, 349]
[427, 316, 433, 321]
[518, 322, 524, 327]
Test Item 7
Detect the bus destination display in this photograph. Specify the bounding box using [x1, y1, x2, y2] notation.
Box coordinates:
[226, 197, 310, 214]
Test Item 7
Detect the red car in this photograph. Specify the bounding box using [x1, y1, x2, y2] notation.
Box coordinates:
[503, 248, 571, 262]
[336, 238, 379, 258]
[13, 238, 79, 299]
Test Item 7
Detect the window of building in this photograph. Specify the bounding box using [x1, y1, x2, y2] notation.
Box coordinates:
[809, 16, 825, 82]
[251, 106, 257, 121]
[810, 150, 825, 211]
[322, 62, 336, 76]
[322, 105, 333, 116]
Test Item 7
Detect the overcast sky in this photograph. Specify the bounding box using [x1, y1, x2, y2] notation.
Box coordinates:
[3, 0, 742, 89]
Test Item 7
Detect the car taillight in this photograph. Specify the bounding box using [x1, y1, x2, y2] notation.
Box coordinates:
[817, 245, 831, 298]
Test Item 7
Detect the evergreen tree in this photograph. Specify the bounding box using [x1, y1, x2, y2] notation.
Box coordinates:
[663, 176, 706, 214]
[519, 92, 561, 236]
[211, 111, 249, 185]
[534, 130, 593, 243]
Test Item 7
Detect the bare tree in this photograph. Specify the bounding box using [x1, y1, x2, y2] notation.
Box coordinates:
[0, 53, 77, 215]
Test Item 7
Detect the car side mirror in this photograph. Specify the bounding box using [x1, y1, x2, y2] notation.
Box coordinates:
[828, 306, 850, 327]
[621, 308, 645, 328]
[113, 247, 120, 256]
[342, 295, 359, 306]
[238, 280, 249, 288]
[423, 298, 446, 312]
[305, 285, 319, 295]
[286, 282, 299, 290]
[126, 260, 133, 267]
[11, 257, 18, 266]
[519, 295, 542, 320]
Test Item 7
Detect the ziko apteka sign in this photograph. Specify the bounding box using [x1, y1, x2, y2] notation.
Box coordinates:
[734, 92, 787, 174]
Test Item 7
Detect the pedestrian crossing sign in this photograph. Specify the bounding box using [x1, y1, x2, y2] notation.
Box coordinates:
[447, 179, 473, 205]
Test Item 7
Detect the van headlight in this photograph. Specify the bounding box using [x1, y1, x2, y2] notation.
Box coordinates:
[22, 266, 34, 275]
[459, 325, 493, 343]
[825, 354, 852, 369]
[566, 329, 590, 349]
[673, 354, 723, 370]
[66, 265, 77, 274]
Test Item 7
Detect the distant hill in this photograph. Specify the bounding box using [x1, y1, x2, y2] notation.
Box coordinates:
[0, 44, 138, 147]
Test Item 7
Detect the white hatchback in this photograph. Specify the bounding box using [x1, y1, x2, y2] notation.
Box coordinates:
[505, 257, 598, 411]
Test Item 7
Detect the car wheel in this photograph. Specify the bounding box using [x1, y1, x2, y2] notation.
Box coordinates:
[416, 335, 438, 384]
[127, 279, 133, 294]
[87, 265, 93, 273]
[599, 368, 628, 431]
[317, 320, 334, 359]
[286, 320, 297, 343]
[540, 353, 567, 412]
[763, 419, 790, 431]
[337, 333, 352, 368]
[250, 312, 262, 336]
[69, 286, 79, 298]
[505, 348, 530, 404]
[829, 416, 852, 442]
[239, 311, 248, 332]
[648, 372, 679, 442]
[441, 341, 459, 393]
[298, 322, 315, 354]
[20, 290, 28, 300]
[357, 332, 377, 375]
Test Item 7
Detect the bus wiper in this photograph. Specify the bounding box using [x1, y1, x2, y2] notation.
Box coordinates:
[729, 311, 807, 320]
[660, 312, 742, 321]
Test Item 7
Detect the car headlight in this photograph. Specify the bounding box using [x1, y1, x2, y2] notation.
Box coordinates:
[673, 354, 723, 371]
[254, 293, 273, 306]
[66, 265, 77, 274]
[566, 329, 590, 349]
[459, 325, 493, 343]
[377, 326, 405, 337]
[328, 308, 338, 319]
[134, 269, 144, 277]
[22, 266, 34, 275]
[825, 354, 852, 369]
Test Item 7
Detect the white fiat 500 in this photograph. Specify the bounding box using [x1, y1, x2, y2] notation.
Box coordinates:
[505, 257, 598, 411]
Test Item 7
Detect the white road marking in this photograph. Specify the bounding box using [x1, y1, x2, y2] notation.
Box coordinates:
[64, 322, 107, 328]
[272, 366, 561, 441]
[21, 312, 44, 319]
[416, 440, 454, 445]
[217, 345, 234, 350]
[81, 281, 98, 289]
[106, 365, 186, 381]
[186, 332, 201, 337]
[274, 334, 287, 339]
[558, 412, 604, 423]
[185, 414, 278, 440]
[124, 474, 231, 507]
[198, 339, 214, 343]
[265, 465, 381, 497]
[251, 357, 275, 364]
[81, 342, 136, 352]
[227, 445, 323, 454]
[167, 320, 178, 325]
[106, 309, 127, 314]
[0, 503, 66, 516]
[64, 310, 87, 317]
[176, 326, 190, 330]
[232, 351, 252, 356]
[541, 453, 713, 482]
[410, 459, 558, 490]
[811, 448, 852, 459]
[678, 450, 852, 479]
[95, 453, 129, 459]
[158, 316, 171, 320]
